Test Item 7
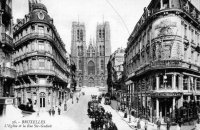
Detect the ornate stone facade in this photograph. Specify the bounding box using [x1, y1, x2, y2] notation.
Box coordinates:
[125, 0, 200, 122]
[71, 22, 111, 87]
[13, 1, 70, 111]
[0, 0, 16, 98]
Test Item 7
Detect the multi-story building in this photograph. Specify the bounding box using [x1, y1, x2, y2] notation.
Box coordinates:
[71, 21, 111, 87]
[0, 0, 16, 98]
[125, 0, 200, 122]
[110, 48, 125, 82]
[13, 1, 70, 111]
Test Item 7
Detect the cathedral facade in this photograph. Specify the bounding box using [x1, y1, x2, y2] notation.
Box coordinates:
[71, 21, 111, 87]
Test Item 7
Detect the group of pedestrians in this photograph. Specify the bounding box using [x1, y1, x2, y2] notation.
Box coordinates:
[48, 107, 55, 116]
[48, 106, 61, 116]
[87, 96, 117, 130]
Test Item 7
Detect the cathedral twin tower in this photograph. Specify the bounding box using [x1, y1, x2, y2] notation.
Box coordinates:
[71, 21, 111, 87]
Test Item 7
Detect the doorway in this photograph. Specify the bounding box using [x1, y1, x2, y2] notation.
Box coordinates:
[88, 77, 94, 87]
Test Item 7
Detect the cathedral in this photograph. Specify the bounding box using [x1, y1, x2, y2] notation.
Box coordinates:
[71, 21, 111, 87]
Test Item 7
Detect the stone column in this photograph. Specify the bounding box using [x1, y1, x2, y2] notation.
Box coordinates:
[156, 98, 159, 119]
[172, 97, 175, 118]
[179, 74, 183, 91]
[172, 74, 176, 90]
[156, 75, 160, 90]
[160, 0, 163, 9]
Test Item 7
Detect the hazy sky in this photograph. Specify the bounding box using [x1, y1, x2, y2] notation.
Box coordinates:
[12, 0, 151, 53]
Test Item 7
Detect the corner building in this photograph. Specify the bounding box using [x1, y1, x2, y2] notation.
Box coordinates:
[125, 0, 200, 122]
[71, 22, 111, 87]
[13, 1, 70, 111]
[0, 0, 16, 97]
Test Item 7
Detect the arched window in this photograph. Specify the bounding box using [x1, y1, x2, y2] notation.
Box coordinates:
[101, 60, 104, 70]
[88, 61, 95, 75]
[79, 60, 82, 70]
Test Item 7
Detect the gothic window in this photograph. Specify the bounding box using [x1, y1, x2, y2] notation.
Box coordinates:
[88, 61, 95, 75]
[77, 30, 80, 40]
[99, 30, 101, 38]
[78, 46, 83, 56]
[80, 30, 83, 41]
[101, 60, 104, 70]
[102, 29, 105, 39]
[79, 60, 82, 70]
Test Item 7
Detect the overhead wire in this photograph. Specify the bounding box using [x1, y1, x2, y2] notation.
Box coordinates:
[105, 0, 130, 35]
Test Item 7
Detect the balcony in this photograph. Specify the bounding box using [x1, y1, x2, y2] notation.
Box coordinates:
[14, 32, 66, 62]
[1, 33, 13, 47]
[0, 67, 16, 79]
[17, 69, 55, 76]
[134, 60, 200, 76]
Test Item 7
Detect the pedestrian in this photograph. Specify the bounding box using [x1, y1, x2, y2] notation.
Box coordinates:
[76, 96, 79, 103]
[52, 107, 55, 116]
[156, 119, 161, 130]
[176, 123, 181, 130]
[58, 107, 61, 115]
[145, 120, 148, 130]
[137, 119, 141, 130]
[48, 109, 52, 116]
[166, 117, 171, 130]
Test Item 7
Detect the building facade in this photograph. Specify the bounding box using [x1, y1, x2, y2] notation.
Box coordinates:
[71, 21, 111, 87]
[125, 0, 200, 122]
[0, 0, 16, 98]
[13, 1, 70, 111]
[110, 48, 125, 81]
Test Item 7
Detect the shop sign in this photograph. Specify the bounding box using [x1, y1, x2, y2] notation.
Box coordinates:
[151, 92, 182, 98]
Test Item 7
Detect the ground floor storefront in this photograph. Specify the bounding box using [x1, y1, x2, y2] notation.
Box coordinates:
[14, 75, 70, 112]
[126, 70, 200, 123]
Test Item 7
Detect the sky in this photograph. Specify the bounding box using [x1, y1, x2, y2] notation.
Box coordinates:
[12, 0, 151, 54]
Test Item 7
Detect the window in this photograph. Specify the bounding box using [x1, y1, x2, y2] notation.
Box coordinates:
[184, 25, 187, 38]
[38, 26, 44, 34]
[191, 29, 194, 41]
[101, 60, 104, 70]
[80, 30, 83, 41]
[39, 59, 45, 69]
[79, 60, 82, 70]
[99, 30, 101, 38]
[183, 76, 188, 90]
[38, 41, 45, 51]
[77, 30, 80, 40]
[88, 61, 95, 75]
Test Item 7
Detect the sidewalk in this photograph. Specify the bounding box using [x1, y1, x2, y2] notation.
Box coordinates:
[114, 107, 196, 130]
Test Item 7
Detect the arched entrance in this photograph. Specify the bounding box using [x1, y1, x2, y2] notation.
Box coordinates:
[88, 61, 95, 75]
[88, 77, 94, 87]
